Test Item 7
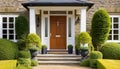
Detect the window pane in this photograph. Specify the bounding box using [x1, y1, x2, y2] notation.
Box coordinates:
[45, 17, 48, 37]
[114, 24, 118, 28]
[68, 11, 73, 14]
[109, 30, 112, 34]
[114, 30, 118, 34]
[3, 35, 7, 39]
[3, 24, 7, 28]
[3, 17, 7, 22]
[114, 17, 118, 22]
[9, 35, 14, 39]
[44, 11, 48, 14]
[3, 30, 7, 34]
[9, 17, 14, 22]
[9, 30, 14, 34]
[50, 11, 66, 14]
[9, 24, 14, 28]
[68, 17, 72, 37]
[114, 35, 118, 40]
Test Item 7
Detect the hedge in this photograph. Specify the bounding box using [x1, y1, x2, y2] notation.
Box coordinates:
[100, 42, 120, 59]
[97, 59, 120, 69]
[0, 60, 17, 69]
[0, 39, 18, 60]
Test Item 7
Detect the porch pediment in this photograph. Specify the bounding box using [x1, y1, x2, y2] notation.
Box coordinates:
[22, 0, 94, 9]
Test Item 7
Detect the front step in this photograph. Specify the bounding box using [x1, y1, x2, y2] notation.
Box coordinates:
[37, 54, 81, 65]
[47, 49, 68, 54]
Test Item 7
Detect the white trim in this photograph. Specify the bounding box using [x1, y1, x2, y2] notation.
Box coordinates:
[80, 8, 87, 32]
[29, 8, 36, 33]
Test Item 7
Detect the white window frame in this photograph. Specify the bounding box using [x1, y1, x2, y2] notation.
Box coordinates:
[0, 15, 18, 42]
[107, 15, 120, 42]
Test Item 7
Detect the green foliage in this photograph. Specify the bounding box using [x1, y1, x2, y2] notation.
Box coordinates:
[100, 42, 120, 59]
[75, 44, 80, 50]
[42, 45, 47, 49]
[0, 39, 18, 60]
[78, 32, 91, 45]
[15, 15, 29, 39]
[90, 51, 103, 59]
[31, 60, 38, 66]
[68, 45, 73, 48]
[80, 59, 90, 67]
[17, 39, 27, 50]
[26, 33, 41, 50]
[91, 8, 111, 50]
[17, 58, 31, 69]
[90, 59, 97, 68]
[0, 60, 17, 69]
[18, 50, 31, 58]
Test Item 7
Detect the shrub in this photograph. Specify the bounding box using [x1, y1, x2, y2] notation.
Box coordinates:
[26, 33, 41, 50]
[17, 58, 31, 68]
[90, 51, 103, 59]
[78, 32, 91, 45]
[0, 39, 18, 60]
[0, 60, 17, 69]
[91, 8, 111, 50]
[16, 64, 32, 69]
[15, 15, 29, 39]
[42, 45, 47, 49]
[80, 59, 90, 67]
[100, 42, 120, 59]
[18, 50, 31, 58]
[68, 45, 73, 48]
[90, 59, 97, 68]
[31, 60, 38, 66]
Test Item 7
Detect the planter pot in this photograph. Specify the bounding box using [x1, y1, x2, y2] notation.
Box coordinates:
[41, 48, 47, 54]
[29, 49, 38, 59]
[81, 49, 89, 57]
[68, 48, 73, 54]
[75, 49, 80, 55]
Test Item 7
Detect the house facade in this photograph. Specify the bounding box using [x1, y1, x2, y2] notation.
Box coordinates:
[0, 0, 120, 50]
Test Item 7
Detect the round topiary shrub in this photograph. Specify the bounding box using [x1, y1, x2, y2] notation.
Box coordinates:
[19, 50, 31, 58]
[91, 8, 111, 50]
[90, 51, 103, 59]
[15, 15, 29, 39]
[100, 42, 120, 59]
[31, 59, 38, 66]
[80, 59, 90, 67]
[0, 39, 18, 60]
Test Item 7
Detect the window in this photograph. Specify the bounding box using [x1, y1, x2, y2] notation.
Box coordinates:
[108, 16, 120, 41]
[1, 16, 17, 41]
[45, 17, 48, 37]
[50, 11, 66, 14]
[68, 17, 72, 37]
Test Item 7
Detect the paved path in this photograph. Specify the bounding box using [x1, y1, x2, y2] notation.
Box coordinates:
[33, 65, 91, 69]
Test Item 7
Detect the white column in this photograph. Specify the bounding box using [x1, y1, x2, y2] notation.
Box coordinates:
[29, 8, 36, 33]
[80, 8, 87, 32]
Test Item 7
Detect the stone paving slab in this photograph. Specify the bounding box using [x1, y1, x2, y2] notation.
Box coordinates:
[33, 65, 91, 69]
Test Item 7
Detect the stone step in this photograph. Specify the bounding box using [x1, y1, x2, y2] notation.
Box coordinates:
[38, 61, 80, 64]
[37, 54, 81, 57]
[48, 52, 68, 54]
[38, 57, 81, 61]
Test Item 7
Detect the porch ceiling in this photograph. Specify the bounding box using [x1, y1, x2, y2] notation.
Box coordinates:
[22, 0, 94, 9]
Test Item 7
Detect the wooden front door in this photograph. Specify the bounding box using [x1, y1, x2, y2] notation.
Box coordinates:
[50, 16, 66, 49]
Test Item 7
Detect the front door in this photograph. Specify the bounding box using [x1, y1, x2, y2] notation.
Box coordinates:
[50, 16, 66, 49]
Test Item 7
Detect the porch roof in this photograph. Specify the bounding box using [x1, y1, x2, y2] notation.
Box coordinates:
[22, 0, 94, 9]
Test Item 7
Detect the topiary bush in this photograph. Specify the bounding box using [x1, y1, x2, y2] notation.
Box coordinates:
[15, 15, 29, 39]
[89, 51, 103, 68]
[18, 50, 31, 58]
[31, 59, 38, 66]
[0, 39, 18, 60]
[90, 51, 103, 59]
[26, 33, 41, 50]
[80, 59, 90, 67]
[100, 42, 120, 59]
[91, 8, 111, 50]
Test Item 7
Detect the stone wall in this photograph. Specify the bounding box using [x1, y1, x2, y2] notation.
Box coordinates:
[86, 0, 120, 33]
